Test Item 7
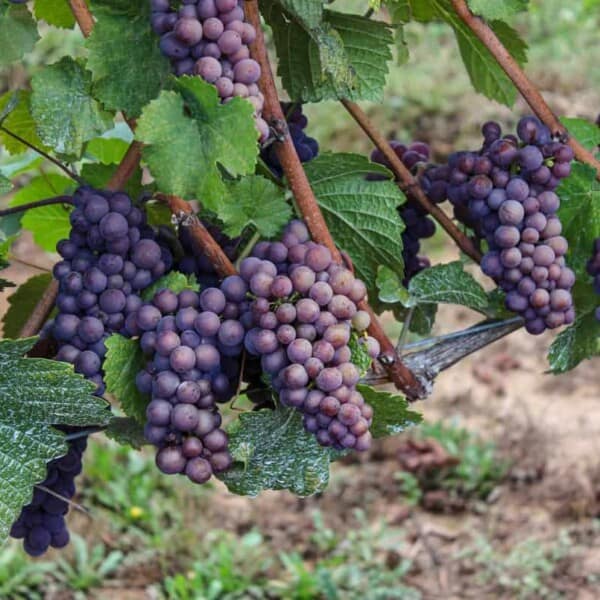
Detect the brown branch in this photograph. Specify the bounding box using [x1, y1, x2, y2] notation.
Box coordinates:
[68, 0, 94, 37]
[451, 0, 600, 180]
[0, 196, 72, 217]
[19, 280, 59, 338]
[341, 100, 483, 264]
[245, 0, 424, 398]
[158, 194, 237, 279]
[107, 141, 143, 191]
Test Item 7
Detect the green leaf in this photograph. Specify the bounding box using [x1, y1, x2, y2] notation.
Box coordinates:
[0, 91, 51, 156]
[136, 77, 258, 210]
[2, 274, 53, 339]
[0, 4, 40, 67]
[85, 137, 130, 165]
[221, 175, 292, 238]
[409, 261, 489, 313]
[304, 153, 405, 302]
[376, 265, 413, 306]
[560, 117, 600, 151]
[219, 406, 332, 496]
[31, 57, 113, 157]
[348, 333, 372, 377]
[105, 417, 147, 449]
[357, 384, 421, 439]
[263, 4, 393, 102]
[0, 337, 110, 544]
[86, 2, 171, 117]
[409, 0, 528, 106]
[103, 335, 149, 424]
[141, 271, 200, 301]
[467, 0, 529, 20]
[547, 310, 600, 374]
[0, 173, 11, 195]
[9, 174, 74, 251]
[34, 0, 78, 28]
[80, 162, 144, 199]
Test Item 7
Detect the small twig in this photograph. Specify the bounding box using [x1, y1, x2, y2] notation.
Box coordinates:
[450, 0, 600, 180]
[157, 193, 237, 278]
[35, 484, 91, 516]
[396, 306, 415, 353]
[68, 0, 94, 37]
[245, 0, 423, 398]
[106, 141, 143, 191]
[0, 127, 81, 183]
[341, 100, 482, 264]
[0, 195, 72, 217]
[9, 255, 52, 273]
[235, 230, 261, 268]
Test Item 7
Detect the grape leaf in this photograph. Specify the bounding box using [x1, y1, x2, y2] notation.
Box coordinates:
[86, 1, 171, 117]
[85, 137, 130, 165]
[221, 175, 292, 238]
[30, 57, 113, 157]
[0, 174, 11, 195]
[466, 0, 529, 20]
[141, 271, 200, 301]
[8, 174, 74, 251]
[0, 91, 51, 156]
[560, 117, 600, 152]
[357, 384, 421, 438]
[34, 0, 78, 28]
[408, 0, 528, 106]
[304, 153, 405, 302]
[219, 406, 332, 496]
[376, 265, 413, 306]
[0, 337, 110, 544]
[348, 333, 372, 377]
[547, 308, 600, 374]
[103, 335, 149, 424]
[2, 274, 53, 339]
[263, 3, 393, 102]
[136, 77, 258, 211]
[0, 4, 39, 67]
[409, 261, 489, 313]
[548, 163, 600, 372]
[105, 417, 147, 449]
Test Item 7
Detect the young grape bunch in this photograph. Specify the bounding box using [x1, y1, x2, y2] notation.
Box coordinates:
[436, 116, 576, 334]
[133, 285, 247, 484]
[150, 0, 268, 141]
[370, 141, 441, 283]
[238, 220, 377, 451]
[587, 238, 600, 322]
[9, 436, 86, 556]
[261, 103, 319, 176]
[10, 187, 173, 557]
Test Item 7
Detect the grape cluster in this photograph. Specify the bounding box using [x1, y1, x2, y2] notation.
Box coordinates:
[9, 436, 86, 556]
[370, 141, 441, 283]
[261, 103, 319, 176]
[132, 284, 248, 483]
[436, 116, 576, 334]
[238, 220, 377, 451]
[150, 0, 268, 141]
[587, 238, 600, 322]
[11, 187, 173, 556]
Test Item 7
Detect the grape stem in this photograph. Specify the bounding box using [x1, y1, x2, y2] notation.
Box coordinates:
[0, 126, 81, 183]
[244, 0, 424, 398]
[107, 140, 143, 191]
[450, 0, 600, 180]
[0, 195, 73, 217]
[340, 100, 483, 264]
[156, 193, 238, 278]
[68, 0, 94, 37]
[19, 280, 59, 338]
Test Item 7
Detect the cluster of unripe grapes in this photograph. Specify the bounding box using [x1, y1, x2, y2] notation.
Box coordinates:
[150, 0, 268, 141]
[370, 141, 438, 283]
